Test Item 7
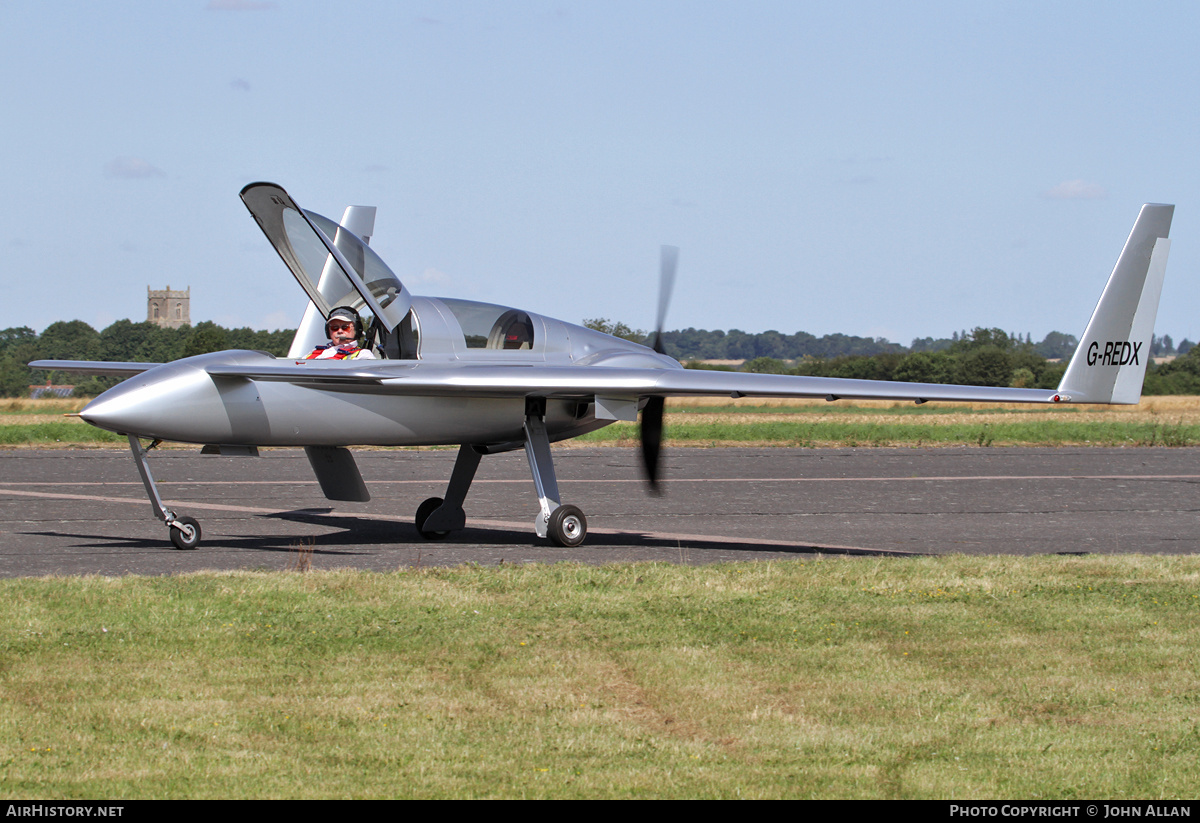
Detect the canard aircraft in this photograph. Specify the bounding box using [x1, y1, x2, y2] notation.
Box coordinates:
[32, 184, 1173, 550]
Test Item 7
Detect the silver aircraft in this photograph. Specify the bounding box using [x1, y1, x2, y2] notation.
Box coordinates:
[32, 184, 1174, 550]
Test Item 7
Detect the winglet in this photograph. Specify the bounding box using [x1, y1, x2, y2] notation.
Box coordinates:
[1057, 204, 1173, 404]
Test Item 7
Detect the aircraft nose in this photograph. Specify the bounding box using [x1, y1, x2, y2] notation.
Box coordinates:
[78, 355, 239, 443]
[79, 362, 197, 437]
[79, 377, 156, 434]
[78, 392, 129, 432]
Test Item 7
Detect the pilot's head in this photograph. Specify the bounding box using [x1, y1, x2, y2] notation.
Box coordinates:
[326, 307, 362, 347]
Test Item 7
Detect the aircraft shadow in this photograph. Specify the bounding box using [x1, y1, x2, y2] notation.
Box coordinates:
[19, 509, 917, 560]
[21, 529, 375, 555]
[265, 509, 919, 557]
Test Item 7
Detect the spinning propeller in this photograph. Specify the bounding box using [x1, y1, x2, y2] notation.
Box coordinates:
[641, 245, 678, 493]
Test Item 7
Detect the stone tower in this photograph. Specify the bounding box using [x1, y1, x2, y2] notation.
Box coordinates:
[147, 285, 190, 329]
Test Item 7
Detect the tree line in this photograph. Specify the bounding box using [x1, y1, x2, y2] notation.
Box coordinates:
[585, 319, 1200, 395]
[585, 317, 1192, 362]
[4, 320, 292, 397]
[718, 329, 1200, 396]
[7, 317, 1200, 398]
[658, 325, 1190, 363]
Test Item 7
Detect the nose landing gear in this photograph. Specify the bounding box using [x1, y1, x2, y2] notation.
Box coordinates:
[128, 434, 203, 550]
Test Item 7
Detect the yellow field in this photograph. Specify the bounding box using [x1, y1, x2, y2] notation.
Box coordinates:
[0, 397, 88, 414]
[666, 394, 1200, 426]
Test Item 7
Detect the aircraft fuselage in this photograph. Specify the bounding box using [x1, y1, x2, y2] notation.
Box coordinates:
[79, 299, 676, 449]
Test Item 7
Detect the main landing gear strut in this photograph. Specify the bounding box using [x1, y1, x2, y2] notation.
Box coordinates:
[128, 434, 202, 550]
[415, 398, 588, 547]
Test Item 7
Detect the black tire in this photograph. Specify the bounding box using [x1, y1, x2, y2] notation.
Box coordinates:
[415, 497, 449, 540]
[169, 516, 201, 550]
[548, 505, 587, 547]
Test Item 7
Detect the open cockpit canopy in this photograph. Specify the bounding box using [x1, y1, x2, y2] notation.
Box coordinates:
[240, 182, 412, 333]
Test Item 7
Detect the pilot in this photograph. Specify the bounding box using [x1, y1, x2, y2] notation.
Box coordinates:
[306, 307, 376, 360]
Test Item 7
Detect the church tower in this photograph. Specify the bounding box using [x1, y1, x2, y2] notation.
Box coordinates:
[147, 285, 190, 329]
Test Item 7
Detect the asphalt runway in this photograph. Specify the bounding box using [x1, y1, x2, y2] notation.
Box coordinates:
[1, 446, 1198, 576]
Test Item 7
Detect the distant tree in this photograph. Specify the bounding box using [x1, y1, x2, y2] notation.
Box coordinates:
[1143, 344, 1200, 394]
[723, 330, 757, 360]
[99, 320, 184, 363]
[949, 327, 1011, 354]
[909, 336, 953, 353]
[0, 327, 37, 354]
[1150, 334, 1175, 357]
[956, 345, 1012, 387]
[1034, 362, 1068, 390]
[682, 360, 734, 371]
[1009, 367, 1036, 388]
[1034, 331, 1078, 360]
[0, 354, 35, 397]
[582, 318, 647, 343]
[754, 331, 788, 360]
[892, 351, 956, 384]
[742, 356, 789, 374]
[223, 327, 293, 356]
[39, 320, 101, 361]
[182, 321, 228, 358]
[784, 330, 818, 358]
[829, 355, 894, 381]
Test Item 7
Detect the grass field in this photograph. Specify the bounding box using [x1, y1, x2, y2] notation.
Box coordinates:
[4, 397, 1199, 798]
[5, 396, 1200, 448]
[2, 556, 1198, 799]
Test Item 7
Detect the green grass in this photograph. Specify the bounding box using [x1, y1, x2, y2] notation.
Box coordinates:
[3, 556, 1199, 799]
[0, 422, 123, 446]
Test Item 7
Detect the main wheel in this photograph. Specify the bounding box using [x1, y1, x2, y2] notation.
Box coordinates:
[548, 505, 587, 547]
[169, 516, 201, 550]
[415, 497, 449, 540]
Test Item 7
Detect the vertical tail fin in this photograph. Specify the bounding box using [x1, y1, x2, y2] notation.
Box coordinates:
[1057, 204, 1173, 404]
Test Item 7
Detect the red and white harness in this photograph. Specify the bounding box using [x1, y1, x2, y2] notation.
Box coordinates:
[306, 344, 369, 360]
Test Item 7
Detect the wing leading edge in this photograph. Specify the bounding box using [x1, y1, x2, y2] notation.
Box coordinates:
[29, 360, 162, 377]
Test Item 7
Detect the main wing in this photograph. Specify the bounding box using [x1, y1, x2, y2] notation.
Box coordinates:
[200, 358, 1063, 404]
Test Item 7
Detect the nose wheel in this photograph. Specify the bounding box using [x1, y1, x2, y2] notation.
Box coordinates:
[169, 516, 202, 550]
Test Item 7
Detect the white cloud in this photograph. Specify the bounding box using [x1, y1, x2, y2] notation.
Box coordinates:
[1042, 180, 1107, 200]
[105, 157, 165, 179]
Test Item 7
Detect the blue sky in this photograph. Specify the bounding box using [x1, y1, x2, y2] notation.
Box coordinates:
[4, 0, 1198, 347]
